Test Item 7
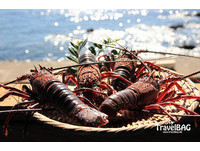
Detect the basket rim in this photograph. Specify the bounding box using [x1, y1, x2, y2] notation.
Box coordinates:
[33, 68, 200, 133]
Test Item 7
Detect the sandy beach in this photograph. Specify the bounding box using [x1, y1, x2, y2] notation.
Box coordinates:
[0, 60, 75, 83]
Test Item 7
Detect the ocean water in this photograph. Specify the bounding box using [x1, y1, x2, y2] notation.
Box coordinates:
[0, 9, 200, 62]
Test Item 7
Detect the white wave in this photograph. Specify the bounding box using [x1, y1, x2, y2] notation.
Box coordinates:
[44, 21, 200, 59]
[44, 34, 72, 45]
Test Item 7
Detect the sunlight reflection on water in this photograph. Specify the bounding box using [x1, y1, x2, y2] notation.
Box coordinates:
[0, 9, 200, 61]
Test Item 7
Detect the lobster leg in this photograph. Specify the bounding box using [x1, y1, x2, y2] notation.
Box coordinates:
[73, 88, 108, 97]
[158, 102, 199, 115]
[98, 52, 114, 61]
[22, 85, 35, 96]
[143, 104, 178, 122]
[63, 75, 78, 85]
[3, 101, 36, 136]
[144, 61, 161, 71]
[157, 82, 187, 103]
[100, 66, 109, 72]
[100, 81, 117, 94]
[0, 84, 28, 95]
[159, 90, 176, 102]
[160, 95, 200, 103]
[135, 65, 146, 79]
[135, 61, 161, 80]
[0, 91, 32, 102]
[78, 96, 99, 110]
[101, 71, 133, 85]
[4, 74, 29, 85]
[98, 53, 115, 71]
[144, 97, 200, 123]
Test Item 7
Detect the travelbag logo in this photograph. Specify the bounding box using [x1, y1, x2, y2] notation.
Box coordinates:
[156, 121, 191, 133]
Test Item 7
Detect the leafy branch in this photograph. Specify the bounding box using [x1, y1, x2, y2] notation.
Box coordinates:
[65, 39, 88, 75]
[65, 39, 88, 63]
[88, 38, 121, 59]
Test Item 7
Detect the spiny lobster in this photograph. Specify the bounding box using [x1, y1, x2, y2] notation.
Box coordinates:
[0, 66, 109, 135]
[99, 71, 200, 122]
[64, 51, 132, 108]
[98, 49, 163, 91]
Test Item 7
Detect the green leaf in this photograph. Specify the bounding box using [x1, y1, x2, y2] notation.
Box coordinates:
[93, 43, 98, 47]
[70, 42, 79, 49]
[79, 39, 88, 50]
[68, 47, 78, 58]
[107, 38, 111, 43]
[114, 38, 120, 42]
[89, 46, 96, 56]
[65, 54, 78, 63]
[94, 43, 102, 49]
[111, 49, 118, 55]
[103, 39, 108, 44]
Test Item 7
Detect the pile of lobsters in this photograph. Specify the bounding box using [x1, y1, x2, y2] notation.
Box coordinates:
[1, 48, 200, 133]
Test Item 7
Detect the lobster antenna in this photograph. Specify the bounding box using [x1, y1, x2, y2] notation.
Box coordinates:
[142, 109, 200, 118]
[50, 59, 138, 71]
[39, 64, 43, 70]
[159, 70, 200, 85]
[0, 107, 55, 114]
[182, 70, 200, 79]
[4, 74, 29, 85]
[0, 108, 42, 114]
[34, 65, 38, 72]
[137, 49, 200, 59]
[3, 60, 137, 85]
[4, 79, 20, 86]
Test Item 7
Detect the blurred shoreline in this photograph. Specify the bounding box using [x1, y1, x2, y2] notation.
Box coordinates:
[0, 60, 75, 83]
[0, 56, 200, 83]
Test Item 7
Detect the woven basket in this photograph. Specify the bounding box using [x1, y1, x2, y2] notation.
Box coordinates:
[33, 68, 200, 133]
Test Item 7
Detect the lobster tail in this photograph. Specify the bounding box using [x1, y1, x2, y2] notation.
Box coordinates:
[45, 80, 109, 126]
[111, 52, 136, 91]
[111, 64, 133, 91]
